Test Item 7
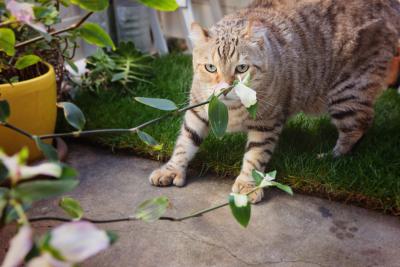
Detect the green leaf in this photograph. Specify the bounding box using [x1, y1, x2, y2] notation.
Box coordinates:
[33, 136, 58, 161]
[208, 95, 228, 139]
[78, 23, 115, 50]
[0, 188, 9, 220]
[251, 169, 264, 186]
[59, 197, 84, 219]
[70, 0, 108, 11]
[135, 97, 178, 111]
[0, 28, 15, 56]
[57, 102, 86, 131]
[137, 130, 159, 147]
[66, 59, 79, 73]
[134, 196, 169, 222]
[0, 100, 10, 122]
[247, 102, 258, 120]
[229, 193, 251, 228]
[271, 181, 293, 196]
[15, 55, 42, 70]
[59, 164, 78, 180]
[106, 231, 118, 245]
[136, 0, 178, 11]
[111, 72, 125, 82]
[266, 170, 277, 179]
[12, 179, 79, 203]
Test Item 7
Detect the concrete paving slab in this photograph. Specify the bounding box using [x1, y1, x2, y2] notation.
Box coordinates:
[1, 143, 399, 267]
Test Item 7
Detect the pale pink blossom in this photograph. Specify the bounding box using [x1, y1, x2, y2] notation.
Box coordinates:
[6, 0, 46, 32]
[50, 222, 110, 263]
[1, 226, 33, 267]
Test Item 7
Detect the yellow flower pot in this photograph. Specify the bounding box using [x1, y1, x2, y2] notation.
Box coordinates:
[0, 63, 57, 161]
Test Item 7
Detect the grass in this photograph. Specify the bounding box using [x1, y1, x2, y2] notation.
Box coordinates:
[70, 54, 400, 215]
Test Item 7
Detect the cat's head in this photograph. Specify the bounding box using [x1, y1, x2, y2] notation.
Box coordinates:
[190, 20, 268, 105]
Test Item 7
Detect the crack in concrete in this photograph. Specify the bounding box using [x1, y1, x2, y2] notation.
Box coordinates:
[106, 225, 326, 267]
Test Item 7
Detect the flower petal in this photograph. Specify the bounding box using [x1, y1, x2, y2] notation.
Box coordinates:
[6, 0, 46, 32]
[234, 83, 257, 108]
[1, 226, 33, 267]
[230, 193, 248, 207]
[50, 222, 110, 263]
[20, 163, 62, 180]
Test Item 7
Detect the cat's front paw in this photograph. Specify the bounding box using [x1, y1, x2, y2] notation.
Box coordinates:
[149, 165, 186, 187]
[232, 177, 264, 204]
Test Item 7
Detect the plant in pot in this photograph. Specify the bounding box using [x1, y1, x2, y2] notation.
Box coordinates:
[0, 0, 115, 161]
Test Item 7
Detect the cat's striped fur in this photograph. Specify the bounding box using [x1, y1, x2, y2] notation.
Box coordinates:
[149, 0, 400, 202]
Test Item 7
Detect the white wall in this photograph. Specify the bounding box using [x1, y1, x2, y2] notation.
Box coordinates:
[158, 0, 252, 39]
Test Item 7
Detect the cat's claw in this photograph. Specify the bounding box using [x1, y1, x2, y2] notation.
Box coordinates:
[232, 178, 264, 204]
[149, 166, 186, 187]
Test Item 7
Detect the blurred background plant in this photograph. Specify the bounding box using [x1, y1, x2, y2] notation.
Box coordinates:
[74, 42, 153, 95]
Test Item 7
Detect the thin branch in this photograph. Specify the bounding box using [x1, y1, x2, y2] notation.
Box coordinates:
[2, 87, 232, 141]
[0, 122, 33, 139]
[15, 12, 93, 49]
[29, 187, 260, 224]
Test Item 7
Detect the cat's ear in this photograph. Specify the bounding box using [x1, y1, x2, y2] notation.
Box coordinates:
[190, 22, 209, 45]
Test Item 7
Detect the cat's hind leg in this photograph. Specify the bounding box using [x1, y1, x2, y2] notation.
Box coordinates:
[328, 77, 384, 157]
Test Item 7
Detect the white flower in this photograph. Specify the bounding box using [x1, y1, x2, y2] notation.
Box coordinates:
[233, 74, 257, 108]
[230, 193, 248, 207]
[1, 226, 33, 267]
[50, 222, 110, 263]
[6, 0, 46, 32]
[0, 150, 62, 183]
[20, 163, 62, 180]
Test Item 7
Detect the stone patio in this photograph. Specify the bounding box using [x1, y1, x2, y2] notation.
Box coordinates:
[1, 143, 399, 267]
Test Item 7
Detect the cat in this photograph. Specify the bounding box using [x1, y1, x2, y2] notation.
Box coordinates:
[149, 0, 400, 203]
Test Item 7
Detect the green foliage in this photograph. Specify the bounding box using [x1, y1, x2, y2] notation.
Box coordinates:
[15, 55, 42, 70]
[134, 196, 169, 222]
[12, 180, 79, 203]
[135, 97, 178, 111]
[208, 95, 228, 139]
[229, 194, 251, 227]
[0, 28, 15, 56]
[247, 103, 258, 120]
[78, 23, 115, 50]
[33, 136, 58, 161]
[59, 197, 84, 219]
[137, 0, 178, 11]
[137, 130, 162, 150]
[70, 0, 109, 11]
[78, 43, 152, 95]
[57, 102, 86, 131]
[0, 100, 10, 122]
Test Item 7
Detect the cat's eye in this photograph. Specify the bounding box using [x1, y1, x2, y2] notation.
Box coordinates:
[205, 64, 217, 73]
[235, 64, 249, 73]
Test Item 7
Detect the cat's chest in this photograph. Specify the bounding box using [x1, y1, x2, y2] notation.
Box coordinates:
[226, 106, 248, 133]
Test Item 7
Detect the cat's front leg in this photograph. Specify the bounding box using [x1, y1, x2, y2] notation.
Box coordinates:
[149, 107, 208, 187]
[232, 122, 283, 203]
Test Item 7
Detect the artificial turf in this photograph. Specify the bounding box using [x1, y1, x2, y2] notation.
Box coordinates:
[70, 54, 400, 215]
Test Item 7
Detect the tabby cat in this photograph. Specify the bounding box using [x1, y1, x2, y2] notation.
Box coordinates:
[149, 0, 400, 202]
